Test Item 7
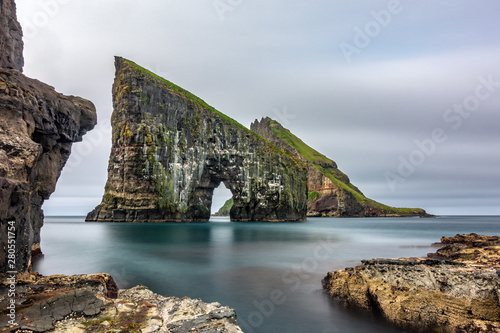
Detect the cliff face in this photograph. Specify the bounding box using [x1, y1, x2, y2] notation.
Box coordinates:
[0, 0, 97, 276]
[322, 234, 500, 332]
[87, 57, 307, 222]
[251, 117, 428, 217]
[0, 0, 23, 71]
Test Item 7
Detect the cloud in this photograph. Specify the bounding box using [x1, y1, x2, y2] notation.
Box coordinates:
[16, 0, 500, 215]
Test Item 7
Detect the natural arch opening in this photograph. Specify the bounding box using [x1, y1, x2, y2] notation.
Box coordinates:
[210, 182, 233, 220]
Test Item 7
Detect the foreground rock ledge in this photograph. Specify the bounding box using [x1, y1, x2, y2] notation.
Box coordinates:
[0, 273, 243, 332]
[322, 234, 500, 333]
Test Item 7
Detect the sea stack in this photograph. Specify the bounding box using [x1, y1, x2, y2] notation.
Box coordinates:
[86, 57, 307, 222]
[251, 117, 429, 217]
[0, 0, 97, 276]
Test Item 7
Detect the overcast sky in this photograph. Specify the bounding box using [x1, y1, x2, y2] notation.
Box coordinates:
[15, 0, 500, 216]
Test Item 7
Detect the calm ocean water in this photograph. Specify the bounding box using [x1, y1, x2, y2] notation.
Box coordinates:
[35, 216, 499, 333]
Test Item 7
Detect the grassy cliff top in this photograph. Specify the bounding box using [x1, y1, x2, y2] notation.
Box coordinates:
[116, 57, 305, 169]
[261, 117, 350, 183]
[119, 57, 247, 130]
[265, 117, 336, 166]
[260, 117, 427, 216]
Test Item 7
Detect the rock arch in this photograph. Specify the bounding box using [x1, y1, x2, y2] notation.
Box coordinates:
[86, 57, 307, 222]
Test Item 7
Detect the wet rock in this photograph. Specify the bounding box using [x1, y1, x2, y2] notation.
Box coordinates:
[322, 233, 500, 332]
[20, 289, 104, 332]
[1, 275, 243, 332]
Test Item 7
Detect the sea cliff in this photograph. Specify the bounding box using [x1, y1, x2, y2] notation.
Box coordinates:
[0, 0, 97, 277]
[87, 57, 307, 222]
[250, 117, 428, 217]
[1, 2, 243, 332]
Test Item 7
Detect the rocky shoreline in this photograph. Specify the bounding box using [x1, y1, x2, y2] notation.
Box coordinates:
[0, 273, 242, 332]
[322, 234, 500, 332]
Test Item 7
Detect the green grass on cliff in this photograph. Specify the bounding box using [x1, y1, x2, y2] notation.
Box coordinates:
[307, 191, 319, 205]
[266, 118, 353, 185]
[122, 58, 246, 130]
[267, 119, 335, 166]
[319, 164, 425, 215]
[266, 118, 425, 216]
[121, 58, 302, 164]
[318, 165, 365, 201]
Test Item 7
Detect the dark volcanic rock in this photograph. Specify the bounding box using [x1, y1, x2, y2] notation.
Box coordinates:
[0, 0, 97, 277]
[251, 117, 429, 217]
[0, 0, 23, 71]
[20, 289, 104, 332]
[322, 233, 500, 332]
[87, 57, 307, 222]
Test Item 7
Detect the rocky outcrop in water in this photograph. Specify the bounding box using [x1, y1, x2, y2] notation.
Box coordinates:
[322, 234, 500, 332]
[87, 57, 307, 222]
[0, 0, 97, 277]
[251, 117, 428, 217]
[0, 273, 243, 332]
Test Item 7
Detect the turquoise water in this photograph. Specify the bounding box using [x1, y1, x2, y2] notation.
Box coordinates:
[35, 216, 499, 333]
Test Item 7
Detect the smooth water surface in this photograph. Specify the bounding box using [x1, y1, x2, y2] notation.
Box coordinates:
[35, 216, 500, 333]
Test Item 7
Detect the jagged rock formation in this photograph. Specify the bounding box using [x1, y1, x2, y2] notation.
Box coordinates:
[87, 57, 307, 222]
[322, 234, 500, 332]
[0, 273, 243, 332]
[250, 117, 428, 217]
[0, 0, 97, 277]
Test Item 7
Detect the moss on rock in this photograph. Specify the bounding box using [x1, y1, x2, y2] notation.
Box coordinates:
[86, 57, 307, 222]
[251, 117, 429, 217]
